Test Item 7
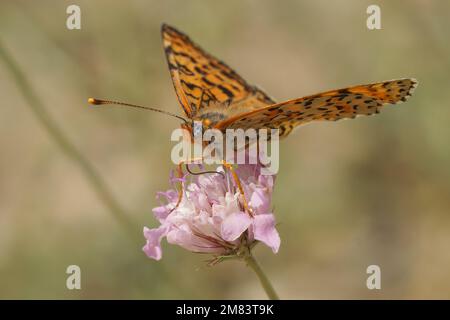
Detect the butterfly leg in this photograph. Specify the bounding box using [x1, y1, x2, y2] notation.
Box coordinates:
[170, 158, 253, 217]
[170, 157, 204, 213]
[221, 160, 254, 217]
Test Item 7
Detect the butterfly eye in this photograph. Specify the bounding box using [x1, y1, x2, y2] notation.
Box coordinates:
[203, 119, 211, 127]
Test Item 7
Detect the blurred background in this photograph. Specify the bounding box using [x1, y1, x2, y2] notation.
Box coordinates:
[1, 0, 449, 299]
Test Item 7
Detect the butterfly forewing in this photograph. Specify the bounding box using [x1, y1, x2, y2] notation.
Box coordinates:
[215, 79, 418, 138]
[160, 24, 418, 140]
[161, 24, 274, 118]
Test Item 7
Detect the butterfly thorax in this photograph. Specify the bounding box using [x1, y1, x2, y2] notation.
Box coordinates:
[181, 102, 254, 147]
[193, 102, 237, 131]
[197, 97, 272, 125]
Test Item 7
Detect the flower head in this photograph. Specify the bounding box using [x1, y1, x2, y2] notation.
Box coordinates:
[143, 163, 280, 261]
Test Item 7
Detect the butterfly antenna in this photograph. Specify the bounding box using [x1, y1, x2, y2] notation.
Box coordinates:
[88, 98, 188, 124]
[185, 164, 225, 178]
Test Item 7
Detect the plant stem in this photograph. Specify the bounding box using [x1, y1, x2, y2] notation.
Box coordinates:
[0, 40, 136, 240]
[244, 251, 279, 300]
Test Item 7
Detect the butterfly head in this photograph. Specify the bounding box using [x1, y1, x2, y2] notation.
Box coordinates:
[193, 121, 203, 137]
[180, 118, 218, 143]
[181, 120, 205, 139]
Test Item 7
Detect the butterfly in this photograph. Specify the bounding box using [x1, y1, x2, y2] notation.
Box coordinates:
[90, 23, 418, 141]
[88, 24, 418, 213]
[159, 23, 418, 140]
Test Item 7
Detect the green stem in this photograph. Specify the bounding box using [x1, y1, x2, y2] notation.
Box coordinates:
[244, 251, 280, 300]
[0, 40, 136, 240]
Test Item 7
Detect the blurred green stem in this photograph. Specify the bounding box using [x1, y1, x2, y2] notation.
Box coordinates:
[0, 41, 136, 239]
[244, 251, 279, 300]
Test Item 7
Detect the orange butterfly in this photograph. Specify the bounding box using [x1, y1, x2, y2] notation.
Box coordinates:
[160, 24, 418, 139]
[89, 24, 418, 214]
[90, 23, 418, 141]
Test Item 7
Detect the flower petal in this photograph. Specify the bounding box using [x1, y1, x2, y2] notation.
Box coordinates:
[250, 188, 270, 214]
[152, 206, 170, 222]
[252, 214, 280, 253]
[167, 228, 226, 254]
[142, 226, 168, 260]
[221, 212, 252, 241]
[146, 159, 279, 260]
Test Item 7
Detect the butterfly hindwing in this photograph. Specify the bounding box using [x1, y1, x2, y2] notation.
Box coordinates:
[215, 79, 418, 137]
[161, 24, 274, 118]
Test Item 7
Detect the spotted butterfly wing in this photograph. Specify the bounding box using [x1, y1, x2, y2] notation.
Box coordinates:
[215, 79, 418, 137]
[161, 24, 275, 118]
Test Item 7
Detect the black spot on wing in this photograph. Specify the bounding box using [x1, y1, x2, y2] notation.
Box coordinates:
[217, 84, 234, 99]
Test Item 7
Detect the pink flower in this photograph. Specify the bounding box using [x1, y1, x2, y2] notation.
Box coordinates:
[143, 163, 280, 261]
